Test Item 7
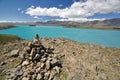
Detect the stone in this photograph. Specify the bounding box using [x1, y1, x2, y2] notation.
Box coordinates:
[32, 73, 37, 80]
[53, 76, 61, 80]
[44, 71, 50, 80]
[28, 42, 33, 47]
[36, 62, 41, 68]
[53, 66, 60, 73]
[37, 73, 42, 80]
[10, 49, 19, 57]
[29, 69, 35, 75]
[36, 67, 41, 73]
[72, 75, 81, 80]
[14, 70, 23, 76]
[0, 68, 4, 74]
[22, 61, 29, 66]
[19, 52, 27, 60]
[34, 54, 41, 60]
[28, 66, 33, 71]
[9, 73, 15, 79]
[49, 70, 57, 80]
[1, 61, 6, 66]
[46, 60, 51, 70]
[41, 58, 46, 63]
[51, 59, 59, 67]
[53, 54, 58, 58]
[23, 71, 29, 77]
[30, 48, 36, 59]
[48, 57, 52, 61]
[24, 47, 31, 53]
[22, 77, 29, 80]
[16, 65, 22, 71]
[40, 49, 45, 53]
[41, 63, 45, 69]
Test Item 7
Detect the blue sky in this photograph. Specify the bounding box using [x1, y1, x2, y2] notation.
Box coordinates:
[0, 0, 120, 22]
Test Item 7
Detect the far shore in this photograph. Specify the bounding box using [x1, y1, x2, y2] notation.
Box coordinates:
[0, 25, 16, 30]
[0, 24, 120, 31]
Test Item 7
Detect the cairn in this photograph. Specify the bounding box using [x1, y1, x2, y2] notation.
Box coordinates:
[6, 34, 62, 80]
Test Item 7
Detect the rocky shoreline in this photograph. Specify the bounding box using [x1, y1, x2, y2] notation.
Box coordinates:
[0, 35, 120, 80]
[0, 25, 16, 30]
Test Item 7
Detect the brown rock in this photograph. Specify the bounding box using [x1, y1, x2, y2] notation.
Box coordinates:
[46, 60, 51, 70]
[34, 54, 41, 60]
[10, 49, 19, 57]
[41, 63, 45, 69]
[22, 77, 29, 80]
[24, 47, 31, 53]
[22, 60, 29, 66]
[36, 62, 41, 68]
[44, 71, 50, 79]
[37, 73, 42, 80]
[30, 48, 36, 59]
[53, 66, 60, 73]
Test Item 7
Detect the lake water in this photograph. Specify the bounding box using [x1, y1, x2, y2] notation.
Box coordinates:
[0, 25, 120, 48]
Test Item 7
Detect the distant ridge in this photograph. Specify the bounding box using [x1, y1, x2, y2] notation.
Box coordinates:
[35, 18, 120, 27]
[83, 18, 120, 26]
[0, 18, 120, 30]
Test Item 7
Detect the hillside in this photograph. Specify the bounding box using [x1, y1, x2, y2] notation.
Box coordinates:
[0, 34, 22, 44]
[0, 35, 120, 80]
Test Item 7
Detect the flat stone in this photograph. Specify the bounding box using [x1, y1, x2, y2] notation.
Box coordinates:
[41, 58, 46, 63]
[22, 61, 29, 66]
[53, 66, 60, 73]
[30, 48, 36, 58]
[22, 77, 29, 80]
[44, 71, 50, 80]
[34, 54, 41, 60]
[53, 76, 61, 80]
[28, 42, 32, 47]
[14, 70, 23, 76]
[23, 71, 29, 77]
[40, 49, 45, 53]
[36, 67, 41, 73]
[49, 70, 57, 80]
[37, 73, 42, 80]
[19, 51, 27, 60]
[46, 60, 51, 70]
[51, 59, 59, 67]
[0, 62, 6, 66]
[10, 49, 19, 57]
[28, 66, 33, 71]
[24, 47, 31, 53]
[36, 62, 41, 68]
[41, 63, 45, 69]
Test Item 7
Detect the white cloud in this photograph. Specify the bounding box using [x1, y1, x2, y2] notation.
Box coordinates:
[0, 20, 8, 23]
[33, 16, 39, 19]
[21, 11, 24, 14]
[58, 4, 63, 7]
[56, 18, 105, 22]
[17, 8, 21, 11]
[0, 20, 32, 23]
[25, 0, 120, 22]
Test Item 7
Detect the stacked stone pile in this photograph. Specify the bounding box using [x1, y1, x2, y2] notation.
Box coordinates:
[6, 35, 62, 80]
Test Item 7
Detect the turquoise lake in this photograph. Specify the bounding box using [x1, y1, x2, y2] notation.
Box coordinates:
[0, 25, 120, 48]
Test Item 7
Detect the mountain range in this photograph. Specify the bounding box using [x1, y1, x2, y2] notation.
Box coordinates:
[0, 18, 120, 30]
